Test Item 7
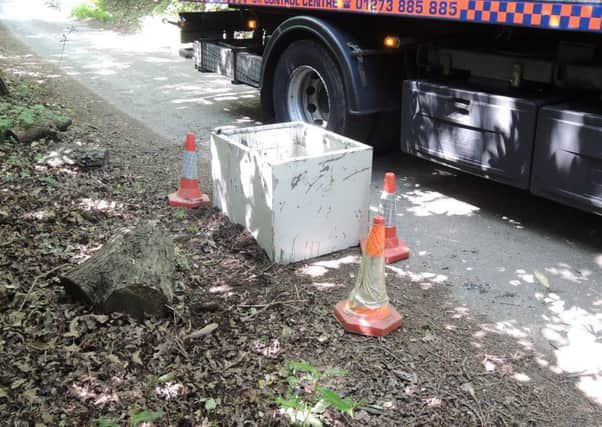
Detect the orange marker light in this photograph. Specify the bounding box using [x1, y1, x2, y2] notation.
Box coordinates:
[384, 36, 400, 48]
[248, 19, 257, 30]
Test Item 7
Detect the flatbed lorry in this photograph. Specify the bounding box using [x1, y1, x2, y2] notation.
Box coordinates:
[173, 0, 602, 215]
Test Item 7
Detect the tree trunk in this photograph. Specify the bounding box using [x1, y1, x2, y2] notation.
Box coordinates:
[61, 221, 176, 319]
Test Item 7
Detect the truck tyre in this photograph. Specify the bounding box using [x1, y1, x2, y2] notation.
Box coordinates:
[272, 39, 380, 147]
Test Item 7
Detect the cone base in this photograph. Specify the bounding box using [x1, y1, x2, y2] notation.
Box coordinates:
[385, 244, 410, 264]
[168, 191, 210, 209]
[333, 300, 402, 337]
[360, 239, 410, 264]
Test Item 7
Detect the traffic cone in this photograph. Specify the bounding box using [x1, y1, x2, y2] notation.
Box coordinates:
[334, 216, 402, 336]
[168, 132, 210, 209]
[362, 172, 410, 264]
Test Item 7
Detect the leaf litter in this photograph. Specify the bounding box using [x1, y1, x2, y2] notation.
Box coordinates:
[1, 23, 601, 427]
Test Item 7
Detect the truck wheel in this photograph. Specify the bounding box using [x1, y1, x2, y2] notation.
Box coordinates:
[272, 40, 375, 141]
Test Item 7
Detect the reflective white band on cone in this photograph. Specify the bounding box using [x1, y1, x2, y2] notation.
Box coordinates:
[182, 150, 198, 180]
[381, 192, 396, 228]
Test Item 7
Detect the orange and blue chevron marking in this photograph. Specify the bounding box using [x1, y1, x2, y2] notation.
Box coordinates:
[461, 1, 602, 31]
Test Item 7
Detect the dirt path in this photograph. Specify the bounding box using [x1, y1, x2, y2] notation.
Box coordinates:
[1, 22, 601, 427]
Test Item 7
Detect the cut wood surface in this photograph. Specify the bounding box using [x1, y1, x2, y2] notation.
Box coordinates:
[61, 221, 175, 318]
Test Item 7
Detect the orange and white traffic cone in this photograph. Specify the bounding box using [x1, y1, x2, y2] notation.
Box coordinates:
[361, 173, 410, 263]
[334, 216, 402, 337]
[378, 172, 410, 264]
[168, 132, 210, 209]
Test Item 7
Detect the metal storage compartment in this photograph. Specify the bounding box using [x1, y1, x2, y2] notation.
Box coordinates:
[401, 80, 555, 189]
[531, 103, 602, 215]
[193, 40, 261, 86]
[195, 41, 236, 79]
[235, 52, 262, 87]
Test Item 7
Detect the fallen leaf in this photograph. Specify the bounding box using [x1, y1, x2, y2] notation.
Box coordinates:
[64, 318, 82, 338]
[90, 314, 109, 324]
[11, 378, 26, 390]
[461, 382, 476, 400]
[130, 409, 164, 426]
[157, 372, 175, 383]
[131, 350, 143, 365]
[106, 354, 121, 365]
[22, 387, 38, 403]
[185, 323, 218, 340]
[205, 398, 217, 411]
[15, 362, 33, 373]
[422, 331, 437, 342]
[534, 270, 550, 289]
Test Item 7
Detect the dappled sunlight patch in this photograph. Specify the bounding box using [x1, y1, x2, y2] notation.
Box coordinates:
[423, 396, 442, 408]
[450, 305, 471, 320]
[554, 326, 602, 376]
[515, 269, 535, 284]
[480, 288, 602, 404]
[250, 338, 281, 359]
[517, 339, 534, 351]
[171, 97, 213, 105]
[541, 326, 569, 347]
[144, 56, 180, 64]
[513, 372, 531, 382]
[78, 197, 123, 213]
[544, 263, 592, 284]
[577, 376, 602, 405]
[155, 382, 187, 401]
[386, 265, 448, 285]
[69, 243, 102, 263]
[299, 255, 360, 279]
[209, 284, 233, 296]
[23, 208, 56, 222]
[93, 69, 117, 76]
[482, 359, 495, 372]
[479, 354, 516, 376]
[401, 189, 479, 217]
[481, 320, 530, 340]
[70, 376, 119, 406]
[299, 265, 328, 277]
[481, 355, 502, 372]
[311, 282, 345, 292]
[501, 215, 524, 230]
[473, 330, 486, 339]
[214, 96, 241, 101]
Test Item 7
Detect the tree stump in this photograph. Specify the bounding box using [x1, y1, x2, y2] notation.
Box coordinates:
[61, 221, 176, 319]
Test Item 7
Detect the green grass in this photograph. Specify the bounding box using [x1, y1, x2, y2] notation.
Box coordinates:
[71, 1, 114, 24]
